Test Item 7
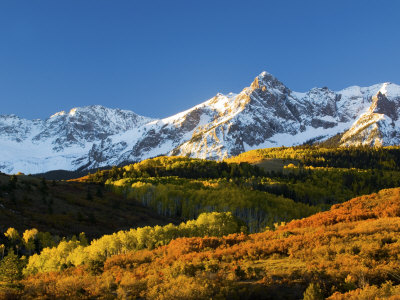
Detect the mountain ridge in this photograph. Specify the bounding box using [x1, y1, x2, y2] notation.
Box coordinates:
[1, 71, 400, 174]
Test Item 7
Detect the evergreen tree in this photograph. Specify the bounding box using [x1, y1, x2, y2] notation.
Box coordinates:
[8, 175, 17, 190]
[303, 283, 324, 300]
[78, 232, 89, 247]
[0, 250, 23, 283]
[95, 186, 103, 198]
[86, 188, 93, 201]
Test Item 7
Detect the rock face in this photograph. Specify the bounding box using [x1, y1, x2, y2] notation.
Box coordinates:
[1, 72, 400, 174]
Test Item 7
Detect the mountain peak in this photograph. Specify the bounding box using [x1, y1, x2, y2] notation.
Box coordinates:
[374, 82, 400, 98]
[257, 70, 278, 83]
[69, 108, 77, 116]
[48, 105, 148, 120]
[258, 70, 273, 78]
[1, 72, 400, 174]
[250, 71, 288, 94]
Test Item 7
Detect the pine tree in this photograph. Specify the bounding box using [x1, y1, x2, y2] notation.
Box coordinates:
[79, 232, 89, 246]
[0, 250, 22, 283]
[86, 188, 93, 201]
[303, 283, 324, 300]
[40, 177, 48, 195]
[95, 186, 103, 198]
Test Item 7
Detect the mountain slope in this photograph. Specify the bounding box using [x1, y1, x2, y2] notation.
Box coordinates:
[0, 106, 153, 173]
[0, 172, 175, 238]
[1, 72, 400, 174]
[15, 187, 400, 299]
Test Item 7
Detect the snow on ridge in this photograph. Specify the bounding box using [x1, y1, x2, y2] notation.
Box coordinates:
[69, 108, 77, 116]
[50, 111, 66, 119]
[290, 91, 307, 99]
[381, 82, 400, 97]
[336, 82, 400, 98]
[1, 72, 400, 174]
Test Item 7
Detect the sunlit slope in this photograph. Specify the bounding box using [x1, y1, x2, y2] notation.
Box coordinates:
[285, 187, 400, 229]
[19, 188, 400, 299]
[73, 151, 400, 232]
[226, 146, 400, 171]
[75, 156, 320, 232]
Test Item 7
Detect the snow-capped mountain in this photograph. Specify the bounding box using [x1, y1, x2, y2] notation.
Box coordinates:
[1, 72, 400, 174]
[0, 106, 153, 173]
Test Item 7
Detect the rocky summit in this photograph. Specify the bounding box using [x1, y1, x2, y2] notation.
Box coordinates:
[1, 72, 400, 174]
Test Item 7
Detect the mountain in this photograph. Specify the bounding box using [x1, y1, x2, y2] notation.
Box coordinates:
[0, 106, 153, 174]
[1, 72, 400, 174]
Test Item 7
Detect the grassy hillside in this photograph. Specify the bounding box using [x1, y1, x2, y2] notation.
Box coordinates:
[3, 188, 399, 299]
[0, 172, 176, 238]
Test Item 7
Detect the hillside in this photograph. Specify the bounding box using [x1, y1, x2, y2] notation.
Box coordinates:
[226, 145, 400, 170]
[1, 72, 400, 174]
[3, 188, 399, 299]
[77, 147, 400, 232]
[1, 147, 400, 298]
[0, 173, 176, 238]
[3, 146, 398, 237]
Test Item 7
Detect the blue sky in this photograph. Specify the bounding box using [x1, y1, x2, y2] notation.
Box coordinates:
[1, 0, 399, 119]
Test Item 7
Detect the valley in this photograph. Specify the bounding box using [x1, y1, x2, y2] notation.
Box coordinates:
[1, 146, 400, 299]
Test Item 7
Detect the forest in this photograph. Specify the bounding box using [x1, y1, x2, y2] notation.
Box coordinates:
[1, 146, 400, 299]
[1, 188, 400, 299]
[82, 147, 400, 231]
[0, 173, 175, 238]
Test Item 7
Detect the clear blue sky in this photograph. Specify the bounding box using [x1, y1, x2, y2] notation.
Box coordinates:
[1, 0, 399, 120]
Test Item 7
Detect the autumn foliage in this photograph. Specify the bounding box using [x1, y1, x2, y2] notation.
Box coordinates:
[285, 188, 400, 229]
[3, 147, 400, 299]
[1, 187, 398, 299]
